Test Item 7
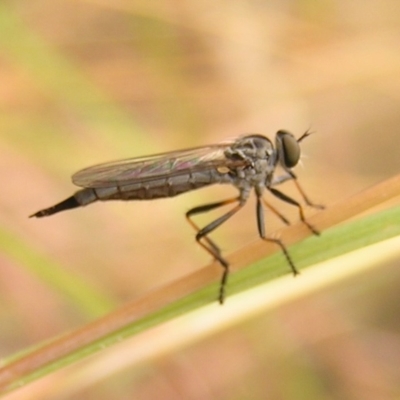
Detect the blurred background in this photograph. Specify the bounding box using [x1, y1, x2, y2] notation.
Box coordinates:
[1, 0, 400, 399]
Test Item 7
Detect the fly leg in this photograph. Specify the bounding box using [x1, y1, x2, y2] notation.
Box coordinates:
[256, 195, 299, 276]
[269, 187, 319, 235]
[186, 196, 245, 304]
[186, 198, 239, 259]
[272, 171, 324, 210]
[292, 177, 324, 210]
[261, 198, 291, 226]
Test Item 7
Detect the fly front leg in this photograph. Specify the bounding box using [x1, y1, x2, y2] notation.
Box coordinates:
[272, 171, 324, 210]
[186, 196, 244, 304]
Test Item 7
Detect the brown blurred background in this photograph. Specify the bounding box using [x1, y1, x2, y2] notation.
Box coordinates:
[1, 1, 400, 399]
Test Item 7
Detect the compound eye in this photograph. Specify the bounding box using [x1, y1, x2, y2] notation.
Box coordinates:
[276, 130, 301, 168]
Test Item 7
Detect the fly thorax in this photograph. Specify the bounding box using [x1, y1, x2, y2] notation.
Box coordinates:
[226, 135, 274, 161]
[225, 134, 277, 189]
[241, 159, 275, 185]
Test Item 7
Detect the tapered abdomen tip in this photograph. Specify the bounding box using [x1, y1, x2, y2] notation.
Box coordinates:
[29, 196, 80, 218]
[29, 209, 53, 218]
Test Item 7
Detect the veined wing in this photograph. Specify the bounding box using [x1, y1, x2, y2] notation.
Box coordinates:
[72, 142, 245, 189]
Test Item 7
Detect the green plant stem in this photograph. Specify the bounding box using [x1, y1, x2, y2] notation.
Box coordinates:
[1, 174, 400, 393]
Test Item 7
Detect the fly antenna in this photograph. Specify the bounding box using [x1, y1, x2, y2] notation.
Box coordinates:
[297, 127, 315, 143]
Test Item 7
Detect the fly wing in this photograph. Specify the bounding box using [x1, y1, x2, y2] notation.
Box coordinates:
[72, 142, 244, 189]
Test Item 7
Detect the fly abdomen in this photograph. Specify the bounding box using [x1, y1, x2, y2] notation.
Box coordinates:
[30, 188, 98, 218]
[94, 170, 229, 201]
[30, 170, 230, 218]
[30, 195, 81, 218]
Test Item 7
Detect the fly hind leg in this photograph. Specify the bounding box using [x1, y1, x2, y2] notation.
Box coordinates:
[186, 197, 244, 304]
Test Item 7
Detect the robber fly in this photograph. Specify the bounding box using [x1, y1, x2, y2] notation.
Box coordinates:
[31, 130, 323, 304]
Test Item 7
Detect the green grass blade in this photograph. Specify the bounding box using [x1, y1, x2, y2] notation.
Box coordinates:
[0, 182, 400, 390]
[0, 227, 117, 317]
